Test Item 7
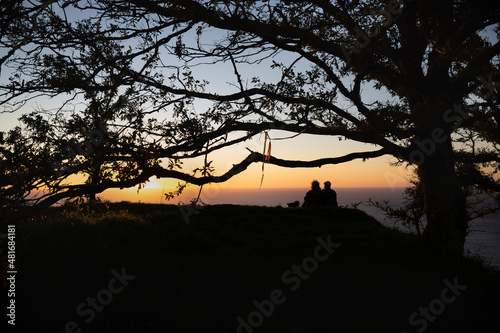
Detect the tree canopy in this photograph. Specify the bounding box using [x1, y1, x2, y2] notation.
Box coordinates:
[1, 0, 499, 258]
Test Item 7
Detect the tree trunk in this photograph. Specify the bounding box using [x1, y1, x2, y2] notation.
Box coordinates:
[88, 192, 97, 203]
[87, 158, 101, 204]
[417, 137, 467, 260]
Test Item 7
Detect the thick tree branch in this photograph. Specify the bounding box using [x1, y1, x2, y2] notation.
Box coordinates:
[33, 147, 390, 208]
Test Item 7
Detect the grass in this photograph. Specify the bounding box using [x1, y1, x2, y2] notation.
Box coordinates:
[8, 202, 500, 332]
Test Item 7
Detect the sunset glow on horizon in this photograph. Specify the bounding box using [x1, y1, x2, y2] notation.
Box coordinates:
[97, 153, 412, 204]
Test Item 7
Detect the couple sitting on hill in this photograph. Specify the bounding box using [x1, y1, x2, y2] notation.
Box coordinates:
[302, 180, 338, 208]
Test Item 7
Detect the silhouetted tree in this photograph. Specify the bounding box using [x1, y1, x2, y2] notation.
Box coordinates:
[369, 170, 499, 236]
[1, 1, 499, 259]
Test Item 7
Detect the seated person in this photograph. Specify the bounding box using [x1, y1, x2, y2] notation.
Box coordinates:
[321, 181, 338, 208]
[302, 180, 323, 207]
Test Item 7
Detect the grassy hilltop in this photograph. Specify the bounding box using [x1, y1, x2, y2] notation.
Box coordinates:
[9, 203, 500, 332]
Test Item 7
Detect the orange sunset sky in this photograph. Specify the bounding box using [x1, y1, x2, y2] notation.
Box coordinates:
[2, 16, 499, 205]
[98, 131, 412, 204]
[1, 92, 412, 204]
[0, 25, 416, 205]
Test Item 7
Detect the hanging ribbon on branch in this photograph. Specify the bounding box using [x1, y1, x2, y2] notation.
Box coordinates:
[259, 129, 307, 189]
[263, 132, 271, 162]
[259, 132, 270, 189]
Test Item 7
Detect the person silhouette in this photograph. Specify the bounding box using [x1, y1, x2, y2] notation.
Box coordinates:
[321, 181, 338, 208]
[302, 180, 323, 207]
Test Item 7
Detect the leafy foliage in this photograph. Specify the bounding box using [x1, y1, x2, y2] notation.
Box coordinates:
[0, 1, 499, 257]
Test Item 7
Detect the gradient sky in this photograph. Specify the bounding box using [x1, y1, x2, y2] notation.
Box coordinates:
[0, 44, 414, 205]
[95, 130, 413, 203]
[0, 12, 448, 204]
[0, 86, 413, 203]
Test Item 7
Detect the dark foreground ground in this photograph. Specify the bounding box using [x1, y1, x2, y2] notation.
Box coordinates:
[3, 203, 500, 332]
